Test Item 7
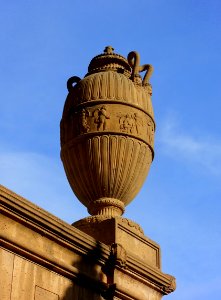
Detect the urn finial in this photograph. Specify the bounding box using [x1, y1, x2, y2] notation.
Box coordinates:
[104, 46, 114, 54]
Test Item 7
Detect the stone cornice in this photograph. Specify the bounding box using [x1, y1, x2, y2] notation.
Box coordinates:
[126, 256, 176, 295]
[0, 184, 109, 259]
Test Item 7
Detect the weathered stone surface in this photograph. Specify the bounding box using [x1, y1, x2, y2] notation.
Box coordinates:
[35, 286, 59, 300]
[0, 249, 14, 299]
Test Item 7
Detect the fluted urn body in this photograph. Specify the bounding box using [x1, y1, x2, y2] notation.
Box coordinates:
[60, 47, 155, 217]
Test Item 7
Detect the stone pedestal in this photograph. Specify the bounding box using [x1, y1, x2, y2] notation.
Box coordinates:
[74, 216, 161, 268]
[73, 216, 175, 299]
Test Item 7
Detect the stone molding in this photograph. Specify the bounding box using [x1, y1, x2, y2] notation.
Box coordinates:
[0, 185, 175, 298]
[0, 185, 108, 257]
[73, 215, 144, 236]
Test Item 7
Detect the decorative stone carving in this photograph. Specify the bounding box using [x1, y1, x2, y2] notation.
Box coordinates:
[79, 109, 90, 133]
[73, 216, 144, 236]
[127, 51, 154, 86]
[93, 106, 110, 131]
[110, 243, 127, 268]
[119, 218, 144, 235]
[163, 276, 176, 294]
[60, 47, 155, 219]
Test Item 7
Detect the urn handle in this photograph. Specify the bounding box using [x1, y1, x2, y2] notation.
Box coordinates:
[127, 51, 153, 86]
[67, 76, 81, 92]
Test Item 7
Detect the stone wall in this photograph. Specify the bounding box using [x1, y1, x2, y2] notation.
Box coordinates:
[0, 185, 175, 300]
[0, 185, 108, 300]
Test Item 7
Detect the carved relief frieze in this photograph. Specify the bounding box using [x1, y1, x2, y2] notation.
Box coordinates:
[62, 103, 155, 149]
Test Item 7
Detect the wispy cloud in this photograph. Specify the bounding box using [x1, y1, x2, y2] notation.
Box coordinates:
[158, 116, 221, 175]
[0, 150, 86, 223]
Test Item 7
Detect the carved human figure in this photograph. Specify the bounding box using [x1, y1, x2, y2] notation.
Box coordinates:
[127, 114, 134, 133]
[94, 106, 110, 131]
[119, 113, 143, 135]
[120, 114, 132, 133]
[79, 109, 90, 133]
[133, 113, 140, 134]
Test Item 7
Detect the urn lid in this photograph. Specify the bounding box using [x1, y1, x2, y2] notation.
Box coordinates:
[87, 46, 131, 77]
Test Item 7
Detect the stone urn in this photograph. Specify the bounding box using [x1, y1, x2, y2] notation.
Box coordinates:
[60, 46, 155, 220]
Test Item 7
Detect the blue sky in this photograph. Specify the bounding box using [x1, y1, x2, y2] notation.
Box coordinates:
[1, 1, 221, 299]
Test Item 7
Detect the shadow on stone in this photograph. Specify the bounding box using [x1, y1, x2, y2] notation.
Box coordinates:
[61, 240, 107, 300]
